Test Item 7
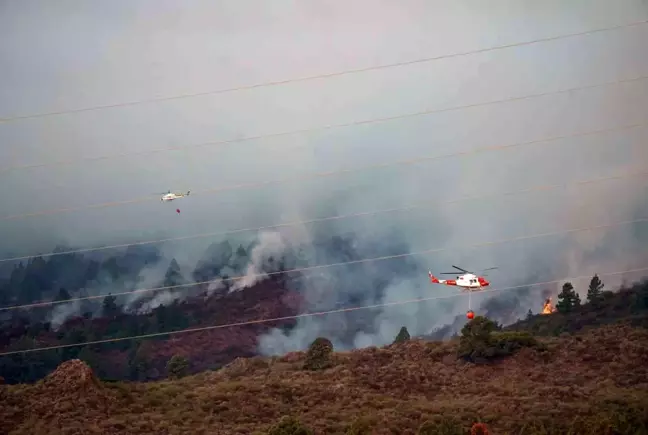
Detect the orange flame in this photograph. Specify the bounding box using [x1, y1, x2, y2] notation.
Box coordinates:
[541, 297, 555, 315]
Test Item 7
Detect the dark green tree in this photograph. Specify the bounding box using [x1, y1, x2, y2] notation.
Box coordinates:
[166, 354, 189, 379]
[526, 309, 534, 320]
[587, 274, 604, 307]
[393, 326, 411, 344]
[556, 282, 581, 313]
[102, 294, 121, 317]
[457, 316, 498, 361]
[303, 337, 334, 371]
[163, 258, 185, 287]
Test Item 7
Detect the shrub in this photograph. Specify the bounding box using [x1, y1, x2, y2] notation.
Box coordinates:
[457, 316, 498, 361]
[417, 415, 463, 434]
[393, 326, 411, 344]
[267, 416, 313, 435]
[491, 331, 546, 355]
[458, 316, 543, 362]
[303, 337, 333, 371]
[166, 355, 189, 379]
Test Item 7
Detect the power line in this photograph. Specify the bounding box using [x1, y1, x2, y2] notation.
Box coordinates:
[2, 168, 646, 264]
[2, 216, 646, 312]
[2, 74, 647, 174]
[0, 20, 644, 125]
[2, 121, 645, 222]
[1, 265, 646, 357]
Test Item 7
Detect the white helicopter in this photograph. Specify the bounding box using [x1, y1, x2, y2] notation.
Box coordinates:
[428, 265, 498, 319]
[160, 190, 191, 202]
[428, 265, 497, 292]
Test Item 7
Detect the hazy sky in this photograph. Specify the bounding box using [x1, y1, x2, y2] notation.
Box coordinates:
[1, 0, 647, 282]
[2, 0, 648, 349]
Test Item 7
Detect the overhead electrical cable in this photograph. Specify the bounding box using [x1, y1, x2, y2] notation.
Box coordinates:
[2, 121, 646, 222]
[2, 168, 646, 264]
[1, 265, 646, 357]
[2, 216, 646, 312]
[1, 74, 647, 174]
[0, 19, 644, 126]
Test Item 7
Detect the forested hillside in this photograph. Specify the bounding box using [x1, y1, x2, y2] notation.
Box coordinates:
[0, 239, 296, 383]
[1, 230, 646, 386]
[0, 232, 418, 384]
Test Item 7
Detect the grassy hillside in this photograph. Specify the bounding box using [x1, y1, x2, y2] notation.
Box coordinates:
[2, 279, 648, 433]
[2, 319, 647, 434]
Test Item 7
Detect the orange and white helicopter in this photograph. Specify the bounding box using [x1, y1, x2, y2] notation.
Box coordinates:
[428, 265, 498, 319]
[428, 265, 497, 291]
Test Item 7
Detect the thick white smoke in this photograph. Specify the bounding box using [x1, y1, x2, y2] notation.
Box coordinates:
[229, 231, 289, 292]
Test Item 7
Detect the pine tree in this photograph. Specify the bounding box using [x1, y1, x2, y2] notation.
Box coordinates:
[393, 326, 411, 344]
[102, 294, 121, 317]
[163, 258, 185, 287]
[556, 282, 580, 313]
[587, 274, 604, 307]
[526, 309, 533, 320]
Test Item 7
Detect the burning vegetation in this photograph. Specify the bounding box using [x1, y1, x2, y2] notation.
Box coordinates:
[541, 297, 556, 315]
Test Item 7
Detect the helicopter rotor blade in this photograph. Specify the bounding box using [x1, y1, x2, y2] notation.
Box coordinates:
[452, 265, 470, 273]
[481, 267, 498, 277]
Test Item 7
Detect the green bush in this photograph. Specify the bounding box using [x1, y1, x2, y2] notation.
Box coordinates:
[491, 331, 546, 355]
[303, 337, 334, 371]
[393, 326, 411, 344]
[458, 316, 543, 362]
[166, 355, 189, 379]
[267, 416, 313, 435]
[457, 316, 498, 361]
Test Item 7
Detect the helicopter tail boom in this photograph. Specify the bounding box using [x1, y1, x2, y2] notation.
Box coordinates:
[428, 271, 456, 286]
